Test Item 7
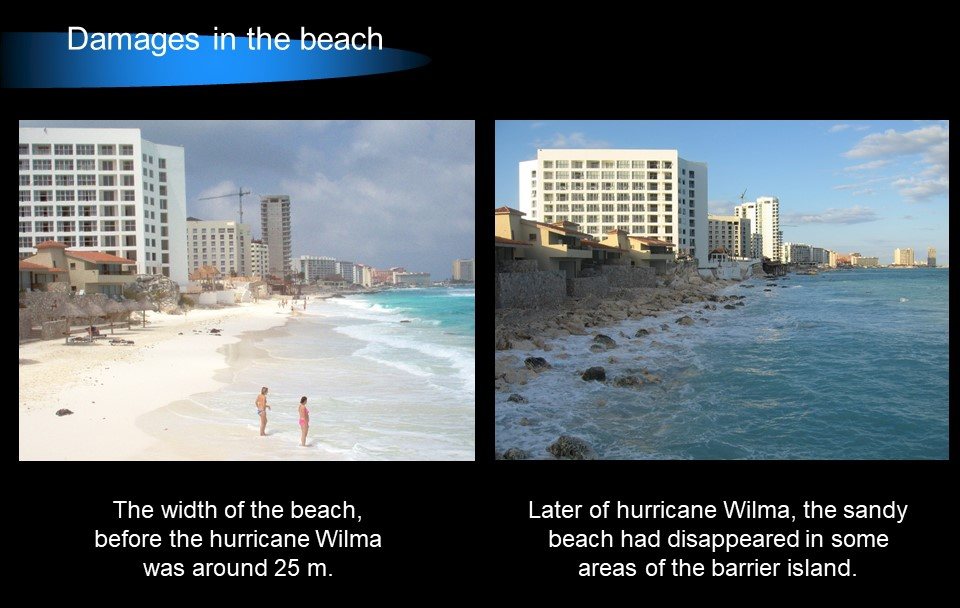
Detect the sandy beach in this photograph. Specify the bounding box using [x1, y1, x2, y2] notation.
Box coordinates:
[19, 301, 293, 460]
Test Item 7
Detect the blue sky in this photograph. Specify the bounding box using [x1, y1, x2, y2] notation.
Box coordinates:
[496, 121, 949, 265]
[20, 120, 475, 279]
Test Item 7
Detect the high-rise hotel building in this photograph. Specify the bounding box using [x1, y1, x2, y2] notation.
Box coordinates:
[186, 219, 251, 277]
[734, 196, 782, 262]
[260, 194, 291, 276]
[519, 149, 708, 262]
[19, 127, 187, 283]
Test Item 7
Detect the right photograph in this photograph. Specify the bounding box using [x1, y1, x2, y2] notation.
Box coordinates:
[494, 120, 949, 460]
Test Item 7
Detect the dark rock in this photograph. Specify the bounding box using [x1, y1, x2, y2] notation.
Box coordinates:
[400, 319, 411, 323]
[524, 357, 551, 372]
[781, 286, 788, 288]
[519, 417, 533, 426]
[614, 375, 644, 388]
[743, 284, 755, 288]
[502, 447, 528, 460]
[55, 409, 73, 416]
[547, 435, 598, 460]
[660, 324, 670, 331]
[724, 304, 736, 309]
[592, 334, 617, 349]
[635, 328, 650, 337]
[735, 301, 745, 306]
[582, 366, 606, 381]
[676, 315, 695, 326]
[496, 337, 512, 350]
[764, 288, 772, 292]
[707, 294, 720, 302]
[507, 393, 528, 404]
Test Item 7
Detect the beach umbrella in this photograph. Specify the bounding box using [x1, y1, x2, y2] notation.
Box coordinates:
[62, 302, 85, 343]
[104, 300, 125, 335]
[81, 301, 106, 335]
[123, 300, 140, 328]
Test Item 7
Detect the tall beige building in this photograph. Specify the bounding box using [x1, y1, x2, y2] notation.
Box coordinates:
[260, 195, 291, 275]
[250, 239, 269, 278]
[707, 215, 751, 257]
[893, 247, 914, 266]
[186, 219, 251, 277]
[519, 149, 708, 261]
[452, 258, 475, 282]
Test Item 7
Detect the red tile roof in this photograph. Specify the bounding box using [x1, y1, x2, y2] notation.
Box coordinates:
[494, 236, 532, 247]
[66, 250, 136, 264]
[35, 240, 68, 249]
[629, 236, 676, 248]
[19, 260, 67, 273]
[586, 241, 629, 252]
[494, 206, 526, 215]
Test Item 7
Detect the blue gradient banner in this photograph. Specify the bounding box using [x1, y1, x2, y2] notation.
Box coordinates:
[1, 32, 430, 88]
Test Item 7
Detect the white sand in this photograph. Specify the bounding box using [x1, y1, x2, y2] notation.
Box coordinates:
[18, 301, 294, 460]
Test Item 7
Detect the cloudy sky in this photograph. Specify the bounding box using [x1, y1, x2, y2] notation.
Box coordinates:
[496, 120, 949, 265]
[20, 120, 475, 278]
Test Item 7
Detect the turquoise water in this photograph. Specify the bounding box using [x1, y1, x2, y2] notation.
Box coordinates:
[174, 288, 475, 460]
[496, 269, 948, 460]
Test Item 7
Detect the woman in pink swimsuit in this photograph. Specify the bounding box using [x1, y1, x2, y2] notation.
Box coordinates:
[298, 396, 309, 447]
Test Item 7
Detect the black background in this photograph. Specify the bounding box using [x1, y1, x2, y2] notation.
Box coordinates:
[12, 10, 954, 599]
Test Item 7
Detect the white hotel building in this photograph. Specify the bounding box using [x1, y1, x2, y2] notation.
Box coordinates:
[19, 127, 187, 283]
[186, 219, 251, 277]
[734, 196, 782, 262]
[707, 215, 751, 258]
[250, 240, 269, 278]
[298, 255, 337, 282]
[519, 149, 708, 262]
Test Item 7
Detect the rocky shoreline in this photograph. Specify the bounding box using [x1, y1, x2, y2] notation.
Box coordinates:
[495, 265, 770, 460]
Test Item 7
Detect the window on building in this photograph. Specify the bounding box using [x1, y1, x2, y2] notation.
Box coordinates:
[33, 174, 52, 186]
[32, 144, 51, 155]
[100, 175, 116, 186]
[98, 144, 115, 156]
[36, 191, 54, 202]
[120, 144, 134, 156]
[101, 205, 117, 216]
[54, 175, 73, 186]
[19, 175, 31, 186]
[35, 221, 54, 232]
[55, 191, 75, 202]
[33, 159, 52, 171]
[75, 144, 94, 155]
[19, 143, 29, 155]
[100, 190, 116, 202]
[20, 190, 31, 202]
[78, 174, 96, 186]
[77, 159, 95, 170]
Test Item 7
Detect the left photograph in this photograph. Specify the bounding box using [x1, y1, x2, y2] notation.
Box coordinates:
[18, 120, 476, 461]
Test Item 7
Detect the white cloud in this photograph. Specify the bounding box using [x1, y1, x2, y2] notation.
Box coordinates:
[844, 125, 948, 202]
[853, 189, 876, 196]
[829, 123, 869, 133]
[833, 183, 858, 190]
[891, 176, 949, 201]
[782, 205, 880, 225]
[538, 132, 609, 148]
[843, 159, 890, 172]
[708, 200, 735, 215]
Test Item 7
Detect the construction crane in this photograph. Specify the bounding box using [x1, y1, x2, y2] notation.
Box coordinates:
[198, 187, 252, 224]
[739, 188, 747, 203]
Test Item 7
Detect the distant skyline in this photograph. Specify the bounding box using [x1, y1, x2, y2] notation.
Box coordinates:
[20, 120, 475, 279]
[496, 120, 949, 265]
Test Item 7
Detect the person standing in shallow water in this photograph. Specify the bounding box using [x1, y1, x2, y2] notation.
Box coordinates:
[256, 387, 270, 436]
[298, 396, 310, 447]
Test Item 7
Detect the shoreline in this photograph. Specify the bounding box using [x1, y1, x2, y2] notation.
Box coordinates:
[19, 300, 294, 460]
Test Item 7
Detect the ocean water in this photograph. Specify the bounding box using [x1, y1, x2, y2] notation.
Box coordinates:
[496, 269, 948, 460]
[156, 288, 475, 460]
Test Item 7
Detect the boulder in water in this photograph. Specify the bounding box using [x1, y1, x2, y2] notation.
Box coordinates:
[582, 366, 606, 381]
[524, 357, 551, 372]
[507, 393, 528, 404]
[592, 334, 617, 350]
[547, 435, 598, 460]
[676, 315, 695, 326]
